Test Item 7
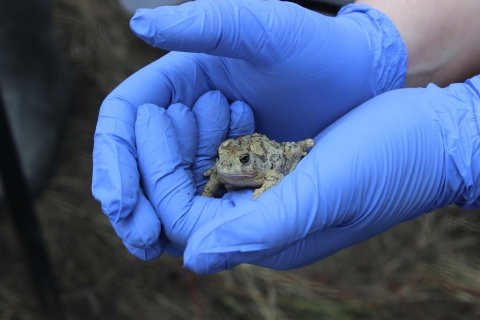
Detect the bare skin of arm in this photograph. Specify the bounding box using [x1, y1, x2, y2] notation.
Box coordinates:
[355, 0, 480, 88]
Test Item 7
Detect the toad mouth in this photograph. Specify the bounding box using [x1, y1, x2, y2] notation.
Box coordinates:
[218, 172, 257, 180]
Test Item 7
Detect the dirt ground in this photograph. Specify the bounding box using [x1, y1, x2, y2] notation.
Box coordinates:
[1, 1, 480, 319]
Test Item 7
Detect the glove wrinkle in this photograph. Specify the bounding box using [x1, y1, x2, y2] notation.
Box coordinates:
[339, 4, 407, 92]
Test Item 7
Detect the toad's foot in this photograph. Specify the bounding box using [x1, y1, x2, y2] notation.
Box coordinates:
[252, 170, 284, 200]
[300, 138, 315, 156]
[202, 169, 222, 198]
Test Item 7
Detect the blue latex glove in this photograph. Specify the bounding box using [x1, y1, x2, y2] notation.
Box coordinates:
[92, 0, 407, 259]
[179, 76, 480, 274]
[94, 90, 254, 259]
[135, 91, 256, 251]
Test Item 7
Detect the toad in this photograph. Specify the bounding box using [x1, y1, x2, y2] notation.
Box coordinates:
[202, 133, 314, 200]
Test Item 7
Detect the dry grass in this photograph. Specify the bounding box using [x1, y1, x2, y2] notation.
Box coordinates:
[1, 0, 479, 319]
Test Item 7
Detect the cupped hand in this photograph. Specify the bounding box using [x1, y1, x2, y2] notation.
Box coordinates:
[183, 77, 480, 274]
[135, 91, 256, 252]
[92, 0, 407, 260]
[93, 89, 254, 260]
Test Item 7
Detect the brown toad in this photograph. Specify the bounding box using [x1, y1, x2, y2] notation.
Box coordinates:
[201, 133, 314, 200]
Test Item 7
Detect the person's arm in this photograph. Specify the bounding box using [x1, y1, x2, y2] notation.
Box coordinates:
[356, 0, 480, 87]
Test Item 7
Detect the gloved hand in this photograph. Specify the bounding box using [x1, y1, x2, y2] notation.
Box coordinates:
[93, 89, 254, 260]
[178, 76, 480, 274]
[92, 0, 407, 260]
[135, 91, 256, 252]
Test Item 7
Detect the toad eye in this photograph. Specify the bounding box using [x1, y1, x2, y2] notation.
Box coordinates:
[239, 153, 250, 164]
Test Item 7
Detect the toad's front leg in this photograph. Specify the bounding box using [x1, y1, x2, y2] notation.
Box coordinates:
[252, 170, 284, 200]
[202, 167, 222, 198]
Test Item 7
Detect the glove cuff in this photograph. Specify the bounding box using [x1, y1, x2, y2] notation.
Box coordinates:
[459, 75, 480, 209]
[338, 4, 407, 94]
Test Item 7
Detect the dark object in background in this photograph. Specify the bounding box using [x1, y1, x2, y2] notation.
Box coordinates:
[0, 86, 63, 318]
[0, 0, 72, 318]
[290, 0, 353, 13]
[0, 0, 72, 198]
[118, 0, 354, 15]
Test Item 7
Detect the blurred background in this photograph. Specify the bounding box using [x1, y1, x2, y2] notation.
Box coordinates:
[0, 0, 479, 319]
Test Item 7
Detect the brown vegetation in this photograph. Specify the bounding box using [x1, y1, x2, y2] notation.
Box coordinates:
[1, 0, 479, 319]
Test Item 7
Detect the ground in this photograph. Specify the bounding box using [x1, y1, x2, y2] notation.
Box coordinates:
[1, 1, 480, 319]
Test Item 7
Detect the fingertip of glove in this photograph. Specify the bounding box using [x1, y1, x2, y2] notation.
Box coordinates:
[192, 91, 230, 134]
[183, 235, 209, 274]
[230, 100, 250, 114]
[130, 10, 157, 46]
[195, 91, 229, 112]
[184, 226, 238, 275]
[124, 239, 165, 261]
[137, 103, 165, 119]
[167, 102, 190, 116]
[183, 251, 227, 275]
[229, 101, 255, 137]
[130, 3, 208, 51]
